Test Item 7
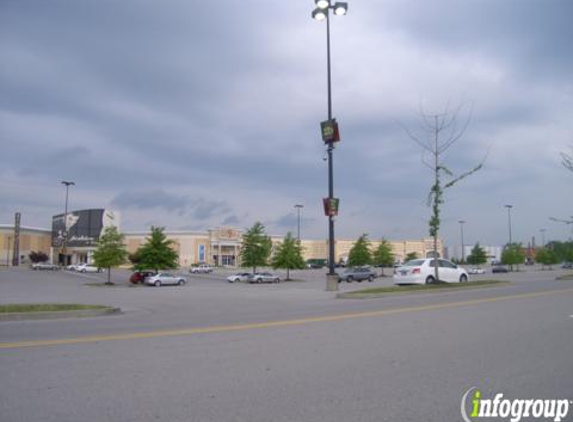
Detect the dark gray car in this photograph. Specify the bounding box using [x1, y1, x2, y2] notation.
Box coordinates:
[338, 267, 377, 283]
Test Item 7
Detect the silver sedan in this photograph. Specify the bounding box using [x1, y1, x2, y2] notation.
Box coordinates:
[247, 272, 280, 283]
[226, 272, 251, 283]
[145, 272, 186, 287]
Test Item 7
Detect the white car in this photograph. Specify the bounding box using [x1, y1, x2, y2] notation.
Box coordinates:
[66, 263, 81, 271]
[145, 272, 186, 287]
[190, 264, 213, 274]
[76, 263, 102, 273]
[31, 262, 59, 270]
[468, 267, 486, 275]
[226, 272, 251, 283]
[393, 258, 468, 285]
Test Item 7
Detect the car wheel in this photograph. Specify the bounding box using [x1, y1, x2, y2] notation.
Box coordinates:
[274, 278, 280, 283]
[425, 276, 435, 284]
[459, 274, 468, 283]
[81, 269, 86, 273]
[154, 280, 161, 287]
[368, 275, 374, 282]
[346, 276, 353, 283]
[178, 279, 185, 286]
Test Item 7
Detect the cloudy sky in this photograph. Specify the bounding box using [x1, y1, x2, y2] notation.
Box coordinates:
[1, 0, 572, 248]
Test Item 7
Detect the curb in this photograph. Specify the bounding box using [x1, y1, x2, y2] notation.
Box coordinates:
[0, 307, 122, 322]
[336, 282, 511, 299]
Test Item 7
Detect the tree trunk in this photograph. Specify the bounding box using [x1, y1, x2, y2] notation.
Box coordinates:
[106, 267, 113, 285]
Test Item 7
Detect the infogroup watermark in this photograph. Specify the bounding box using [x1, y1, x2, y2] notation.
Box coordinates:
[461, 387, 572, 422]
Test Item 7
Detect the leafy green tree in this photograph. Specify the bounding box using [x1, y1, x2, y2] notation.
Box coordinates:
[372, 238, 394, 275]
[128, 250, 142, 267]
[92, 226, 128, 284]
[272, 232, 305, 281]
[29, 251, 49, 263]
[548, 240, 573, 262]
[536, 247, 559, 269]
[466, 243, 487, 266]
[404, 252, 419, 262]
[241, 222, 272, 273]
[501, 243, 526, 271]
[136, 226, 179, 273]
[347, 234, 372, 267]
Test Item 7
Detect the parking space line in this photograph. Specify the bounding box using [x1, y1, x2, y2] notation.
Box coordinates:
[2, 287, 573, 350]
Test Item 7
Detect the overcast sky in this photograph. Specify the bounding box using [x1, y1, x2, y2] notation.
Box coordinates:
[1, 0, 572, 248]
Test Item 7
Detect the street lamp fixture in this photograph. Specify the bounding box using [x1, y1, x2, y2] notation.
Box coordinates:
[315, 0, 329, 9]
[311, 0, 348, 291]
[333, 2, 348, 15]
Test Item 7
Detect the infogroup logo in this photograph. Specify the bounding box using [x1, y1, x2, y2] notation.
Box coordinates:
[461, 387, 571, 422]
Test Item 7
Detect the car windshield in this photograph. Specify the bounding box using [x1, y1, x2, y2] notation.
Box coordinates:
[403, 260, 425, 266]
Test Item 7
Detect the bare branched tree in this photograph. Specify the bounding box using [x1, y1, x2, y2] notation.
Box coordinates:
[402, 102, 484, 283]
[561, 145, 573, 173]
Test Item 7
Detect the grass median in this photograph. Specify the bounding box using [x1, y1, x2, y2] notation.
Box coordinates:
[0, 303, 111, 313]
[337, 280, 509, 298]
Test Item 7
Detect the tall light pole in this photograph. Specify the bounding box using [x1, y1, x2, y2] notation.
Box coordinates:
[540, 228, 546, 247]
[312, 0, 348, 291]
[295, 204, 304, 241]
[458, 220, 466, 262]
[505, 204, 513, 245]
[61, 180, 75, 266]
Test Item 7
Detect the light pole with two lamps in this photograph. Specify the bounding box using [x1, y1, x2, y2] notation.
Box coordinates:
[311, 0, 348, 291]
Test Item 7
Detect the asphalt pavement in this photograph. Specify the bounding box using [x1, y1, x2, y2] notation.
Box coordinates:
[1, 266, 572, 422]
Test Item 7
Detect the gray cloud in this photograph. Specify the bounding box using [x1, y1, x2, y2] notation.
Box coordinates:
[111, 190, 189, 214]
[222, 215, 240, 226]
[192, 200, 230, 221]
[1, 0, 572, 247]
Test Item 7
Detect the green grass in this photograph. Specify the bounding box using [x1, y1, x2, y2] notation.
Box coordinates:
[341, 280, 509, 297]
[0, 304, 110, 313]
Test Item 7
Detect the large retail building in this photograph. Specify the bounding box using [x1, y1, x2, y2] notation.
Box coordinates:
[1, 209, 443, 267]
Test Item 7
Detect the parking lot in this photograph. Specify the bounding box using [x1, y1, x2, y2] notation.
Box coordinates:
[2, 264, 572, 422]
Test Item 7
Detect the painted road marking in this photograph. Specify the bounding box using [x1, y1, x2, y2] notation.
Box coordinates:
[2, 287, 573, 350]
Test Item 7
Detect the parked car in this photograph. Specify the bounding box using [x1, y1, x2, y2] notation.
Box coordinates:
[129, 270, 156, 284]
[247, 272, 280, 283]
[66, 263, 81, 271]
[76, 263, 102, 273]
[190, 264, 213, 274]
[338, 267, 377, 283]
[393, 259, 468, 285]
[562, 262, 573, 269]
[145, 272, 186, 287]
[492, 265, 509, 273]
[468, 267, 486, 275]
[306, 259, 326, 269]
[226, 272, 251, 283]
[31, 262, 59, 270]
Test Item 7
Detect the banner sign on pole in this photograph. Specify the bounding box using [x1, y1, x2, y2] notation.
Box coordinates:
[320, 119, 340, 143]
[323, 197, 340, 216]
